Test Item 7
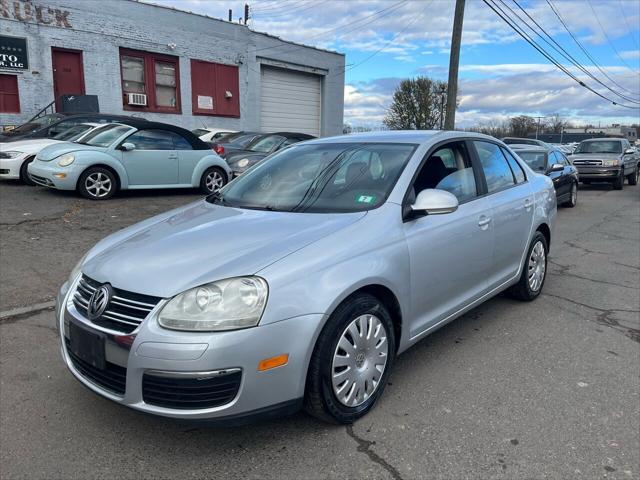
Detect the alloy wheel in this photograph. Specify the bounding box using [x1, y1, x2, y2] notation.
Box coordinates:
[205, 170, 225, 193]
[331, 314, 388, 407]
[85, 172, 112, 198]
[528, 240, 546, 292]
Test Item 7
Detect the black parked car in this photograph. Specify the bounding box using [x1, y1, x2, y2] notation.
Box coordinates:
[514, 146, 579, 207]
[0, 113, 148, 142]
[208, 131, 262, 157]
[225, 132, 315, 177]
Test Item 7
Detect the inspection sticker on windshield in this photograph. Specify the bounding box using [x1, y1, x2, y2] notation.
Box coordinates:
[356, 194, 376, 204]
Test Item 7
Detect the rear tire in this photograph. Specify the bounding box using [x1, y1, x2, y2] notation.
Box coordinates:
[562, 182, 577, 208]
[77, 167, 117, 200]
[507, 232, 548, 302]
[200, 167, 227, 194]
[612, 169, 624, 190]
[305, 293, 396, 424]
[19, 156, 36, 186]
[627, 165, 638, 186]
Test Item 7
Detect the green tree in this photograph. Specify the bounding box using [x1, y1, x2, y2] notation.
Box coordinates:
[383, 77, 448, 130]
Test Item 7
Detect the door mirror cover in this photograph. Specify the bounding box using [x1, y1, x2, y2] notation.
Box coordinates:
[121, 142, 135, 151]
[412, 189, 459, 215]
[549, 163, 564, 173]
[624, 148, 635, 155]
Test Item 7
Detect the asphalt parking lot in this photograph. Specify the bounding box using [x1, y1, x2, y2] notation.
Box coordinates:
[1, 181, 638, 479]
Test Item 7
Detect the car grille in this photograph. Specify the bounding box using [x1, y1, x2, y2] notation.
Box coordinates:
[142, 371, 242, 410]
[29, 174, 54, 186]
[572, 159, 603, 166]
[65, 338, 127, 395]
[0, 169, 9, 174]
[73, 275, 162, 334]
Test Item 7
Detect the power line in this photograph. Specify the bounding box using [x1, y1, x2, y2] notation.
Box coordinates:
[250, 0, 310, 14]
[545, 0, 639, 97]
[587, 0, 639, 73]
[617, 0, 640, 50]
[252, 1, 318, 18]
[503, 0, 639, 104]
[482, 0, 639, 109]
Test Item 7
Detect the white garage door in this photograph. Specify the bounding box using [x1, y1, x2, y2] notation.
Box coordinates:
[260, 66, 321, 137]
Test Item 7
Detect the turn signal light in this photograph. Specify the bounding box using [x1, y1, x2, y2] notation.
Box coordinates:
[258, 353, 289, 371]
[53, 173, 67, 178]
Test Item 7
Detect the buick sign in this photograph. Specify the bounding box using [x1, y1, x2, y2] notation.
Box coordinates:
[0, 36, 28, 70]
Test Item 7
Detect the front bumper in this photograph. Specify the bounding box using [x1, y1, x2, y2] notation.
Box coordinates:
[56, 279, 323, 421]
[0, 154, 28, 179]
[27, 159, 83, 190]
[575, 166, 621, 181]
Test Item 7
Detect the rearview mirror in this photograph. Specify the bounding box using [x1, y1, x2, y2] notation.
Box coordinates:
[549, 163, 564, 173]
[624, 148, 635, 155]
[121, 142, 135, 151]
[412, 189, 459, 215]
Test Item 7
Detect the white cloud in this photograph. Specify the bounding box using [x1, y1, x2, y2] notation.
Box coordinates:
[619, 50, 640, 60]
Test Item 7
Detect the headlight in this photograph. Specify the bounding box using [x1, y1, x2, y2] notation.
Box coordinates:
[0, 151, 23, 159]
[237, 158, 250, 168]
[158, 276, 268, 331]
[68, 251, 89, 285]
[57, 153, 75, 167]
[602, 159, 619, 166]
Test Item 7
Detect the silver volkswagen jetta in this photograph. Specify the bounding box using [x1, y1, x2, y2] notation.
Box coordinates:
[56, 131, 556, 424]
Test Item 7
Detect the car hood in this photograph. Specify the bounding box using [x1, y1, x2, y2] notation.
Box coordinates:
[226, 151, 266, 164]
[82, 200, 366, 298]
[3, 138, 62, 153]
[571, 152, 622, 160]
[36, 142, 107, 161]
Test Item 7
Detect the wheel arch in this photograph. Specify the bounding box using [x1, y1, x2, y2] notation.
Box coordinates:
[536, 222, 551, 251]
[190, 155, 230, 187]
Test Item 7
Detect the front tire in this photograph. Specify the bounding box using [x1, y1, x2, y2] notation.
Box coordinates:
[627, 165, 638, 186]
[562, 182, 577, 208]
[507, 232, 548, 301]
[200, 167, 227, 194]
[19, 156, 36, 186]
[612, 169, 624, 190]
[78, 167, 117, 200]
[305, 293, 396, 424]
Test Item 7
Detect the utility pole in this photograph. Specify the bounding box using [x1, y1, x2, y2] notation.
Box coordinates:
[228, 9, 232, 22]
[244, 4, 249, 25]
[533, 116, 545, 139]
[439, 85, 447, 130]
[444, 0, 465, 130]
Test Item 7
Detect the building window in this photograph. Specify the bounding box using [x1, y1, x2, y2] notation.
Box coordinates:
[119, 48, 180, 113]
[190, 59, 240, 117]
[0, 74, 20, 113]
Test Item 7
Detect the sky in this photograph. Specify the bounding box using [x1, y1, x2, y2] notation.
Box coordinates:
[147, 0, 640, 129]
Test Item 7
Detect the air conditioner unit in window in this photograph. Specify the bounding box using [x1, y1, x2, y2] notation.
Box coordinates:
[126, 93, 147, 106]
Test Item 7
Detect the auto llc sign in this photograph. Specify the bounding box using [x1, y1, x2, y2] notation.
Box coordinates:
[0, 36, 28, 70]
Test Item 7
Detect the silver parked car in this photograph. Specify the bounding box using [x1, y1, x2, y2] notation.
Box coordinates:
[571, 138, 639, 189]
[56, 131, 556, 424]
[28, 120, 230, 200]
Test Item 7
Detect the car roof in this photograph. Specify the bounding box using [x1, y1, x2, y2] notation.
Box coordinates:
[307, 130, 500, 146]
[580, 138, 623, 142]
[122, 120, 209, 149]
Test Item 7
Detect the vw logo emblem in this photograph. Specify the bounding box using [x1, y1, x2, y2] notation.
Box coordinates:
[87, 285, 112, 320]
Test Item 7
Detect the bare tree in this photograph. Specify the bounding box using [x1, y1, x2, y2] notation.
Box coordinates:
[509, 115, 537, 137]
[383, 77, 448, 130]
[545, 114, 568, 134]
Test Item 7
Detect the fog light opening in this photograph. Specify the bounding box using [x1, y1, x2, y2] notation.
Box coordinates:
[258, 353, 289, 371]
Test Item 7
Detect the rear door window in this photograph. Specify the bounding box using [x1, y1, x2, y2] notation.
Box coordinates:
[501, 148, 526, 183]
[473, 141, 516, 193]
[125, 129, 175, 150]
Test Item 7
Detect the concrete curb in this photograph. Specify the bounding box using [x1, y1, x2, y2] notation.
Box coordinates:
[0, 301, 56, 320]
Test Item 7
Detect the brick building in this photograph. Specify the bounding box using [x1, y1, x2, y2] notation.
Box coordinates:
[0, 0, 345, 136]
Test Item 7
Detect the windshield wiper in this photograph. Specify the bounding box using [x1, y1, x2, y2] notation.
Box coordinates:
[205, 192, 231, 206]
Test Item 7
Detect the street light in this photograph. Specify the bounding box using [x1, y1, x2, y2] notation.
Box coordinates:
[439, 85, 447, 130]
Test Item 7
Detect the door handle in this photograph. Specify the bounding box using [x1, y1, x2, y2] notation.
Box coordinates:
[524, 198, 533, 211]
[168, 154, 178, 159]
[478, 216, 492, 229]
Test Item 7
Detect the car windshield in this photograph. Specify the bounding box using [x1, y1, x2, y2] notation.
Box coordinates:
[226, 133, 260, 148]
[517, 151, 547, 172]
[4, 114, 62, 135]
[77, 124, 132, 147]
[248, 135, 285, 153]
[210, 142, 416, 213]
[52, 125, 93, 141]
[574, 141, 622, 154]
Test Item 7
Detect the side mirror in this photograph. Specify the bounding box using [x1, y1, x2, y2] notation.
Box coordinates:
[411, 189, 459, 215]
[121, 142, 135, 151]
[549, 163, 564, 173]
[624, 148, 635, 155]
